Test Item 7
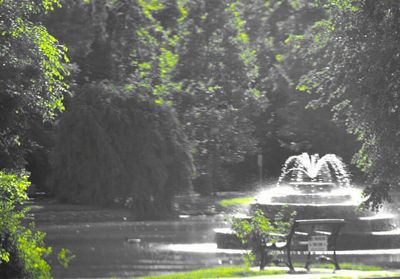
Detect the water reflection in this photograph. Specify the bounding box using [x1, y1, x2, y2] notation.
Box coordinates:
[159, 243, 246, 254]
[38, 214, 246, 278]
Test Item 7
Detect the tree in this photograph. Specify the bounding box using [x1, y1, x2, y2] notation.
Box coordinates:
[44, 0, 195, 218]
[0, 0, 69, 168]
[171, 0, 267, 193]
[297, 0, 400, 208]
[0, 0, 70, 277]
[46, 0, 265, 195]
[50, 82, 193, 219]
[200, 0, 358, 181]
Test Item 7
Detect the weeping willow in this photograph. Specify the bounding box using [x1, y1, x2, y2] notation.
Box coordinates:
[49, 82, 193, 219]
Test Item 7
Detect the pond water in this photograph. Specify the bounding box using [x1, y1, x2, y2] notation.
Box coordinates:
[31, 197, 244, 278]
[31, 195, 400, 278]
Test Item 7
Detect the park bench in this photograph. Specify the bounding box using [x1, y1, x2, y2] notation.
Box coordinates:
[261, 218, 345, 273]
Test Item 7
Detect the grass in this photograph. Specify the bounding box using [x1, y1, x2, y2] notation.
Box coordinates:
[332, 263, 382, 271]
[136, 263, 393, 279]
[218, 196, 256, 207]
[136, 266, 286, 279]
[294, 262, 383, 271]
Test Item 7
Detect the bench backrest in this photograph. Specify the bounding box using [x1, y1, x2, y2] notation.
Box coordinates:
[288, 218, 345, 250]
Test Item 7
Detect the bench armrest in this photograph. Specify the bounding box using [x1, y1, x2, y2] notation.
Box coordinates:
[295, 219, 345, 225]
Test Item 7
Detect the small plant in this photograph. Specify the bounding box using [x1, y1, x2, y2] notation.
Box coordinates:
[57, 248, 75, 269]
[0, 170, 74, 278]
[0, 170, 52, 278]
[231, 206, 296, 270]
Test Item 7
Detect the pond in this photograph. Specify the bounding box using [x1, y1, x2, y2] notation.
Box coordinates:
[30, 194, 400, 278]
[30, 196, 245, 278]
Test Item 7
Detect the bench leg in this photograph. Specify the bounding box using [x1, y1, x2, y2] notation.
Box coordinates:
[305, 251, 312, 271]
[333, 250, 340, 271]
[259, 247, 268, 270]
[331, 225, 342, 272]
[286, 245, 295, 273]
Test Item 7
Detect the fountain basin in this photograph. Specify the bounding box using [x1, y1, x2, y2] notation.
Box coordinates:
[337, 229, 400, 250]
[289, 182, 337, 193]
[215, 205, 399, 250]
[215, 225, 400, 250]
[215, 153, 400, 252]
[214, 228, 246, 249]
[270, 194, 353, 204]
[251, 203, 365, 220]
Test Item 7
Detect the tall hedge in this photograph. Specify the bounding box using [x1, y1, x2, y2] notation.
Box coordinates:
[49, 83, 193, 219]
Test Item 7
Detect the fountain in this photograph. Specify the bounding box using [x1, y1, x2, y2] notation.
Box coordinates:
[215, 153, 400, 250]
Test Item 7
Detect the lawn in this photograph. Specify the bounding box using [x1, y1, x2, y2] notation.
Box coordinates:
[137, 266, 285, 279]
[218, 196, 256, 207]
[137, 263, 395, 279]
[299, 263, 382, 271]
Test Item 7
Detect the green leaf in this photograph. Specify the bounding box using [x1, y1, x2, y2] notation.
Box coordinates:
[297, 84, 308, 92]
[275, 54, 284, 62]
[154, 98, 164, 105]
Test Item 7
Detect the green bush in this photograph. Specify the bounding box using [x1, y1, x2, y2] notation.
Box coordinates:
[50, 82, 193, 219]
[0, 170, 52, 278]
[232, 208, 296, 269]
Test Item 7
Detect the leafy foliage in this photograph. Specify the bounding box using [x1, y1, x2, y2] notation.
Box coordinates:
[171, 1, 268, 192]
[242, 0, 358, 171]
[57, 248, 75, 269]
[297, 0, 400, 208]
[45, 0, 266, 195]
[232, 208, 296, 269]
[0, 0, 69, 168]
[184, 0, 358, 184]
[50, 82, 193, 219]
[0, 1, 71, 277]
[0, 170, 53, 278]
[44, 0, 194, 216]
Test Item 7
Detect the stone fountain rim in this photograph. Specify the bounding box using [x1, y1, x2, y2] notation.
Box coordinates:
[286, 181, 341, 186]
[252, 202, 361, 206]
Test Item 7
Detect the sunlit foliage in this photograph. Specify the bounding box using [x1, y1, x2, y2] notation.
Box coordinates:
[0, 0, 69, 168]
[232, 208, 296, 269]
[297, 0, 400, 208]
[0, 1, 71, 276]
[0, 170, 52, 278]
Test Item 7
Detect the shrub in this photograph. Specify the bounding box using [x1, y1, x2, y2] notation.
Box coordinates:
[232, 208, 296, 269]
[50, 82, 193, 219]
[0, 170, 52, 278]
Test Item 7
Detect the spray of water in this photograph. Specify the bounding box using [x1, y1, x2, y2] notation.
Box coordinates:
[256, 153, 360, 205]
[277, 153, 351, 187]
